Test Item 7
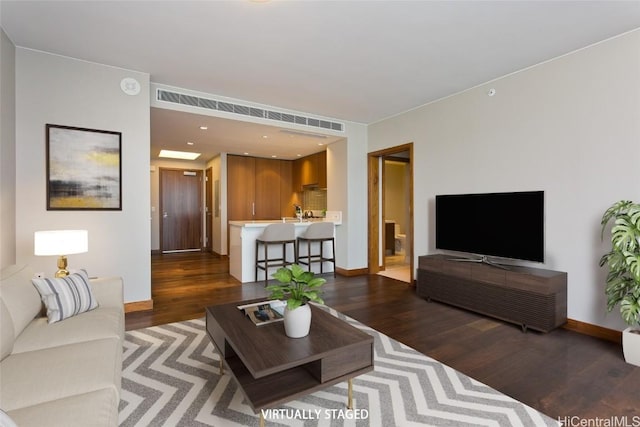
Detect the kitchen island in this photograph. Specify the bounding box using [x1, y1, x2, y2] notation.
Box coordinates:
[229, 217, 340, 283]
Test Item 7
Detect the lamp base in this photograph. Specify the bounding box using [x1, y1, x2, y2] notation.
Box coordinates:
[55, 255, 70, 278]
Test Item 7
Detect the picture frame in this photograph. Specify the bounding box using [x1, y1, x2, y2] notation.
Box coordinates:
[46, 124, 122, 210]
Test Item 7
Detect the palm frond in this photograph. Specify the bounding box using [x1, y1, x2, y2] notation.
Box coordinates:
[620, 294, 640, 326]
[612, 217, 640, 251]
[624, 251, 640, 282]
[601, 200, 633, 239]
[601, 200, 640, 327]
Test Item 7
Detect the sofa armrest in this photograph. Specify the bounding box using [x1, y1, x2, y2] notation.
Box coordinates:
[89, 277, 123, 310]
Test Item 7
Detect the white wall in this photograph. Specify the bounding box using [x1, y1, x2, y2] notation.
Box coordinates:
[327, 123, 369, 270]
[0, 29, 16, 268]
[369, 30, 640, 330]
[15, 49, 151, 303]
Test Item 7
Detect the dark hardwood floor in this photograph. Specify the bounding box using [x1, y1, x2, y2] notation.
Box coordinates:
[126, 252, 640, 421]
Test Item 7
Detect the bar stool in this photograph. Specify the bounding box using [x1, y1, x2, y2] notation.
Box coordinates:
[255, 223, 296, 284]
[296, 222, 336, 277]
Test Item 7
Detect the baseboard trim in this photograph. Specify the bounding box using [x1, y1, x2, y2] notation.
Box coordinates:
[564, 318, 622, 344]
[335, 267, 369, 277]
[125, 299, 154, 313]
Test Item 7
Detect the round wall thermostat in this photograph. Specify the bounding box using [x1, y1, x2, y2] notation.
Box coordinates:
[120, 77, 141, 96]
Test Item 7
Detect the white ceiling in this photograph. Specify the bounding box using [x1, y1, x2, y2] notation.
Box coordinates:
[3, 0, 639, 160]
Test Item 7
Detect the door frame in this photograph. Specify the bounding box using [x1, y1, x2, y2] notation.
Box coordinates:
[205, 167, 213, 253]
[367, 143, 414, 283]
[159, 167, 203, 253]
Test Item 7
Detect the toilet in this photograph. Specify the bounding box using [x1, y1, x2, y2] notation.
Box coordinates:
[394, 223, 406, 255]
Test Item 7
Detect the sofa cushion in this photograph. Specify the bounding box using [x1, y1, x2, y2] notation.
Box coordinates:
[12, 306, 123, 354]
[0, 265, 42, 338]
[88, 276, 124, 311]
[0, 299, 14, 361]
[0, 337, 121, 411]
[31, 270, 98, 323]
[6, 388, 119, 427]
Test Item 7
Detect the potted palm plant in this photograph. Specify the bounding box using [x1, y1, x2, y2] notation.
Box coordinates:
[266, 264, 326, 338]
[600, 200, 640, 366]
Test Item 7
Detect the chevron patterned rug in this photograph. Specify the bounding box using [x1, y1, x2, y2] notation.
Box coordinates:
[119, 306, 558, 426]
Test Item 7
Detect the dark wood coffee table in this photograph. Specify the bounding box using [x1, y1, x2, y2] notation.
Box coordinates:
[205, 300, 374, 426]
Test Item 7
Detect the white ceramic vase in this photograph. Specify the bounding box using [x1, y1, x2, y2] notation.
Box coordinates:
[622, 327, 640, 367]
[284, 303, 311, 338]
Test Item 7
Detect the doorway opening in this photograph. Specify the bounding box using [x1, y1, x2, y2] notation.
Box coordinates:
[367, 143, 414, 284]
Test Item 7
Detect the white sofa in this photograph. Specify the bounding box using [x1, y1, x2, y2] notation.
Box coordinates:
[0, 264, 124, 427]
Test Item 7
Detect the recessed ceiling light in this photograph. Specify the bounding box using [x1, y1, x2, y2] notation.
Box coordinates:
[187, 141, 194, 146]
[199, 126, 208, 130]
[243, 152, 249, 155]
[297, 154, 302, 157]
[262, 135, 268, 139]
[159, 150, 201, 160]
[317, 143, 324, 146]
[271, 155, 277, 158]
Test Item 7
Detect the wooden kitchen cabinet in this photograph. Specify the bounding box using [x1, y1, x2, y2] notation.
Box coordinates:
[227, 155, 255, 220]
[316, 151, 327, 189]
[292, 151, 326, 191]
[228, 155, 293, 220]
[254, 157, 282, 219]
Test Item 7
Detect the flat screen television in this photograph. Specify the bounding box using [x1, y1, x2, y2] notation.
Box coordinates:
[435, 191, 544, 262]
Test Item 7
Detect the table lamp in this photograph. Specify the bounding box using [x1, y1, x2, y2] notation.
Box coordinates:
[34, 230, 88, 278]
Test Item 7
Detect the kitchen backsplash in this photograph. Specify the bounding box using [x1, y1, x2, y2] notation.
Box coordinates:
[303, 189, 327, 211]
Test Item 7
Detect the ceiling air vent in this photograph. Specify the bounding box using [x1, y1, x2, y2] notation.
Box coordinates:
[199, 98, 217, 110]
[281, 113, 295, 123]
[218, 101, 233, 113]
[156, 89, 344, 132]
[250, 108, 264, 118]
[233, 105, 250, 116]
[158, 90, 180, 103]
[181, 95, 198, 107]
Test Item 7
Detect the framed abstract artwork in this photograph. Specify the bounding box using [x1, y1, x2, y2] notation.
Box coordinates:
[46, 124, 122, 210]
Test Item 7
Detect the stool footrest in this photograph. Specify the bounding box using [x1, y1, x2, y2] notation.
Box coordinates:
[298, 256, 334, 263]
[257, 260, 294, 269]
[296, 236, 336, 278]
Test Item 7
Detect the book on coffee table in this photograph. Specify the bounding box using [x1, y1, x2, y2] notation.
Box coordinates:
[237, 300, 285, 326]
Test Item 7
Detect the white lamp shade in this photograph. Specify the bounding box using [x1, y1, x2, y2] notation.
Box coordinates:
[34, 230, 88, 256]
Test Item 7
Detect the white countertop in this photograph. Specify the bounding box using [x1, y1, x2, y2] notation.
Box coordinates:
[229, 218, 339, 228]
[229, 211, 342, 228]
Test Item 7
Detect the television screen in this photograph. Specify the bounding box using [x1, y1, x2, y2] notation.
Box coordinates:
[435, 191, 544, 262]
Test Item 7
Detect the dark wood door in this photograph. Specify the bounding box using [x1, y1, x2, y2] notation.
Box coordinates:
[160, 168, 202, 252]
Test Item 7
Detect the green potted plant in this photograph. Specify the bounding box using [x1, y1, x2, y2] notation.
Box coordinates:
[266, 264, 326, 338]
[600, 200, 640, 366]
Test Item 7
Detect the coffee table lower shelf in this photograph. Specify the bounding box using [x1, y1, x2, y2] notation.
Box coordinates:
[224, 353, 371, 411]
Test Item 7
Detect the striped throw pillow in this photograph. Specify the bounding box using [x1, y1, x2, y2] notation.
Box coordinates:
[31, 270, 98, 323]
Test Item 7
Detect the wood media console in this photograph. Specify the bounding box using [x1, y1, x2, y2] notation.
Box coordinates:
[417, 254, 567, 332]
